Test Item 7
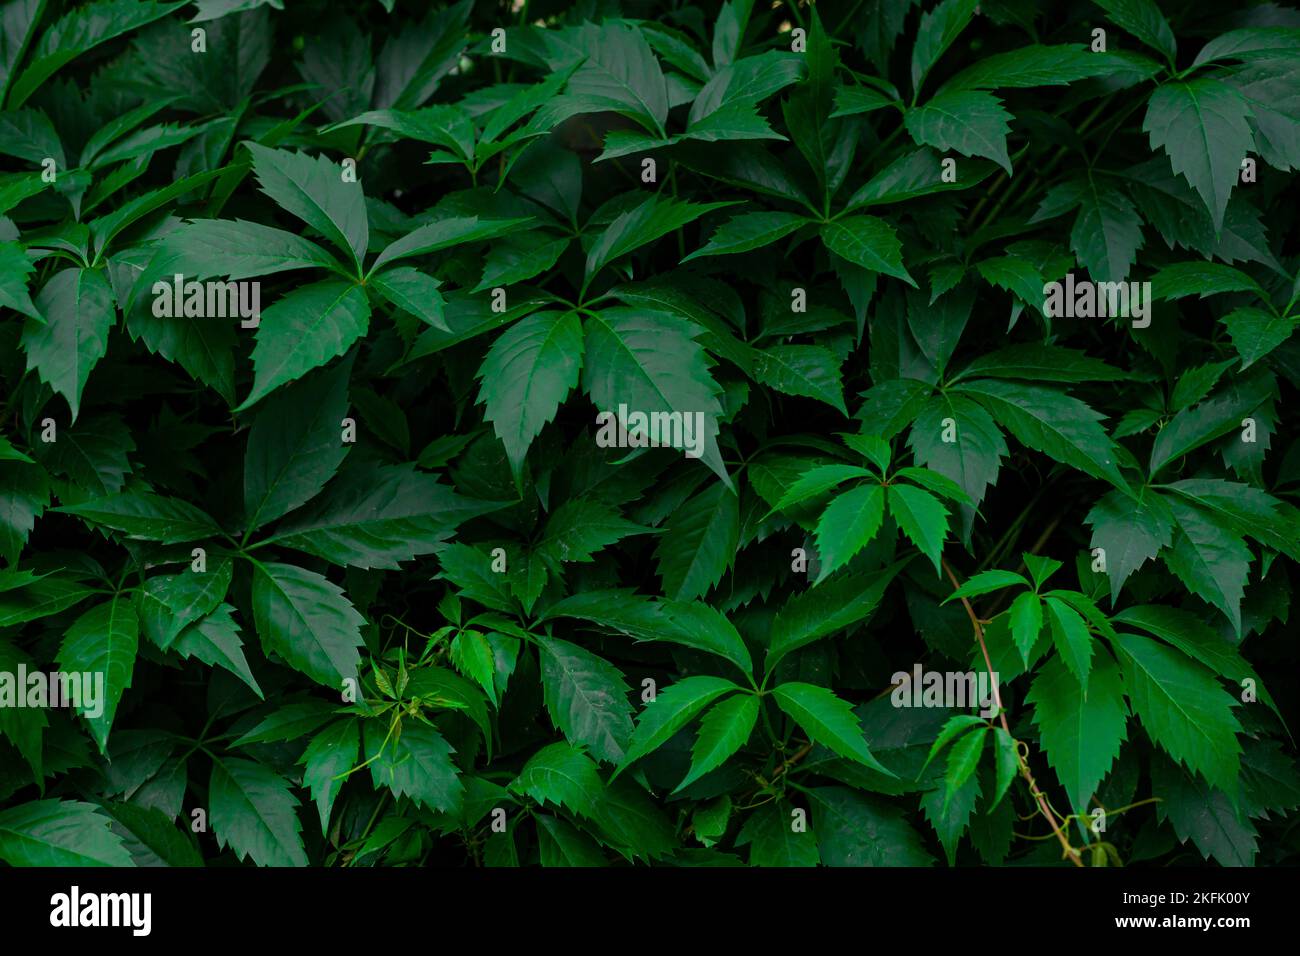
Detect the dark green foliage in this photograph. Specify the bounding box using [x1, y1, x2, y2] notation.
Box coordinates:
[0, 0, 1298, 869]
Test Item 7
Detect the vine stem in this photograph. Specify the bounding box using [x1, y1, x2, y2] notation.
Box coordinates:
[941, 558, 1084, 868]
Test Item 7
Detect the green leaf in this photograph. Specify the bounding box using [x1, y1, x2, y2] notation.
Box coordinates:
[654, 481, 739, 602]
[1072, 172, 1145, 282]
[369, 216, 533, 273]
[511, 740, 604, 818]
[251, 561, 364, 689]
[365, 720, 463, 813]
[769, 464, 872, 514]
[752, 344, 848, 413]
[156, 218, 339, 280]
[7, 1, 186, 109]
[1086, 489, 1175, 602]
[910, 0, 979, 94]
[955, 379, 1126, 488]
[809, 786, 933, 866]
[583, 307, 728, 485]
[941, 44, 1118, 92]
[990, 727, 1018, 810]
[21, 267, 114, 421]
[138, 558, 233, 650]
[845, 147, 996, 209]
[1044, 595, 1094, 689]
[209, 757, 309, 866]
[245, 143, 367, 268]
[887, 484, 948, 574]
[0, 800, 133, 866]
[1113, 631, 1242, 792]
[237, 280, 369, 410]
[943, 569, 1028, 602]
[683, 210, 809, 261]
[1094, 0, 1176, 62]
[55, 488, 220, 543]
[819, 216, 915, 286]
[369, 266, 447, 330]
[477, 310, 583, 479]
[736, 800, 819, 866]
[1148, 260, 1265, 301]
[1143, 78, 1253, 231]
[1222, 307, 1296, 369]
[905, 90, 1012, 174]
[675, 691, 758, 792]
[1148, 369, 1273, 476]
[771, 682, 894, 776]
[585, 195, 734, 284]
[101, 800, 202, 867]
[173, 604, 263, 697]
[243, 356, 351, 531]
[1027, 652, 1128, 813]
[619, 676, 741, 770]
[1007, 591, 1043, 666]
[539, 636, 634, 765]
[1162, 498, 1250, 636]
[1151, 755, 1256, 867]
[766, 561, 903, 671]
[267, 463, 498, 569]
[814, 483, 884, 582]
[943, 722, 986, 802]
[56, 596, 138, 753]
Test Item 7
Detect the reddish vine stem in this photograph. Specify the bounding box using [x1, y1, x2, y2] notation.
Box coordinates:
[941, 558, 1084, 867]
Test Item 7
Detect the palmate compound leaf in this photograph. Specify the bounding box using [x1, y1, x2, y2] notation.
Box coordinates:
[266, 462, 503, 569]
[476, 310, 583, 480]
[0, 800, 133, 867]
[250, 561, 364, 689]
[582, 307, 729, 486]
[539, 635, 634, 764]
[1026, 651, 1128, 814]
[209, 757, 309, 866]
[1113, 631, 1243, 793]
[771, 682, 894, 776]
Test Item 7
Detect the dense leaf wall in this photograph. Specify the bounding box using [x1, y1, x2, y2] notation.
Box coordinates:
[0, 0, 1298, 867]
